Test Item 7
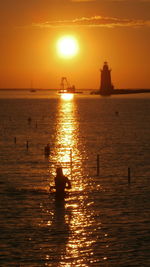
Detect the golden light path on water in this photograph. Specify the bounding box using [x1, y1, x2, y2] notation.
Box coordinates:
[60, 93, 74, 101]
[50, 93, 84, 189]
[45, 95, 100, 266]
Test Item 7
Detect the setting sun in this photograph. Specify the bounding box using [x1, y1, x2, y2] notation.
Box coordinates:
[57, 35, 79, 58]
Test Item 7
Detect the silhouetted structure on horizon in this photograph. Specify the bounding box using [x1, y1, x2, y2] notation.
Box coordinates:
[100, 62, 114, 95]
[90, 61, 150, 96]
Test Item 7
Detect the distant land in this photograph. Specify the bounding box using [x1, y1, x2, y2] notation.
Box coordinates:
[91, 88, 150, 95]
[0, 88, 150, 96]
[0, 88, 150, 91]
[112, 89, 150, 95]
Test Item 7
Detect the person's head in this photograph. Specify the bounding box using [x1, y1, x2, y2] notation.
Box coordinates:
[56, 167, 63, 176]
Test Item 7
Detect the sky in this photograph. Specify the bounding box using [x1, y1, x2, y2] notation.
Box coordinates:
[0, 0, 150, 89]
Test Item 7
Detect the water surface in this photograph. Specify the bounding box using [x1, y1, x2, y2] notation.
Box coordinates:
[0, 91, 150, 266]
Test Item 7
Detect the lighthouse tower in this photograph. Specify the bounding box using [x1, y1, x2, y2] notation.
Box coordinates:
[100, 62, 114, 95]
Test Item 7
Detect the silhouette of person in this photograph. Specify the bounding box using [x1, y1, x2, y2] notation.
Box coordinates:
[53, 167, 71, 199]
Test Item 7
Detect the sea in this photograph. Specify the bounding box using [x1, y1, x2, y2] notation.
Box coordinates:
[0, 89, 150, 267]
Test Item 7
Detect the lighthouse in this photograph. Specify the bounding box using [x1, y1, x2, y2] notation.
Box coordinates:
[100, 62, 114, 95]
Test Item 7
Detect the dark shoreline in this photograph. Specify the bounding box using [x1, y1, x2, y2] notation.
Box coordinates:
[112, 89, 150, 94]
[91, 88, 150, 95]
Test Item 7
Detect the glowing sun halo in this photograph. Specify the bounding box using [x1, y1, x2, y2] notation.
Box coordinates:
[57, 36, 79, 58]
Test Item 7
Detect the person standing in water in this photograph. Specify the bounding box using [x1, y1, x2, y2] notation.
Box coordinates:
[51, 167, 71, 199]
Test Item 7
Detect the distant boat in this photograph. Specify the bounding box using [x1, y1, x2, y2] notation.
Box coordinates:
[58, 77, 82, 94]
[29, 80, 36, 92]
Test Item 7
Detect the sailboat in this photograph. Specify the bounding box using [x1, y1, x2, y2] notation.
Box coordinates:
[30, 80, 36, 92]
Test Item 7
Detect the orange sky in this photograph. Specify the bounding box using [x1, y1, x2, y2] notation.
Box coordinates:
[0, 0, 150, 89]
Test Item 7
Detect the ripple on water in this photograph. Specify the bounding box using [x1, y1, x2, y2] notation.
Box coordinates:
[0, 96, 150, 266]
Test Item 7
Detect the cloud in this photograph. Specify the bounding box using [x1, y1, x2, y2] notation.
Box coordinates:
[71, 0, 95, 2]
[31, 16, 150, 29]
[70, 0, 150, 1]
[106, 0, 150, 1]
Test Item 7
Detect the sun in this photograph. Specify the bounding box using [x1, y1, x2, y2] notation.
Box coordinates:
[57, 35, 79, 58]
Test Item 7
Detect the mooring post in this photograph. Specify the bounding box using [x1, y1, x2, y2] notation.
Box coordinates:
[26, 140, 29, 150]
[14, 137, 16, 144]
[128, 167, 131, 184]
[97, 154, 100, 176]
[28, 117, 32, 125]
[70, 149, 73, 179]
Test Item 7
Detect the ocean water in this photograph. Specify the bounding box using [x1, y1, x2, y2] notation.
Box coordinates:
[0, 90, 150, 266]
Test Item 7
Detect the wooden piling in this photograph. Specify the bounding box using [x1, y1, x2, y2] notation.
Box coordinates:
[14, 137, 16, 144]
[28, 117, 32, 125]
[97, 154, 100, 176]
[70, 149, 73, 179]
[44, 144, 50, 157]
[128, 167, 131, 184]
[26, 141, 29, 150]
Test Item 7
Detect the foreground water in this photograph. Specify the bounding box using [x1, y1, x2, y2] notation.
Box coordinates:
[0, 91, 150, 266]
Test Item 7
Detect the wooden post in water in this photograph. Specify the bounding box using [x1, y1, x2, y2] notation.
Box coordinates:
[128, 167, 131, 184]
[26, 141, 29, 150]
[14, 137, 16, 144]
[70, 149, 73, 179]
[97, 154, 100, 176]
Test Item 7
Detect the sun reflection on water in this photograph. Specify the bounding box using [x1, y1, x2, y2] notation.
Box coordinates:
[60, 93, 74, 101]
[45, 96, 106, 266]
[49, 95, 83, 182]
